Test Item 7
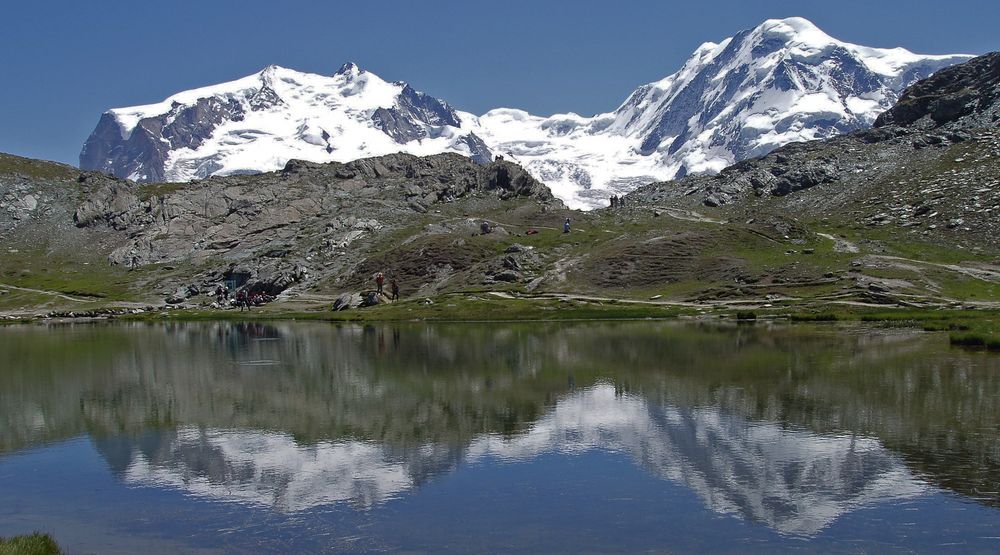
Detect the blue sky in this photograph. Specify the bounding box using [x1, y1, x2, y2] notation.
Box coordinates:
[1, 0, 997, 166]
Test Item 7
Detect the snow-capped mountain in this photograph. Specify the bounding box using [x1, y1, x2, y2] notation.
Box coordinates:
[79, 62, 493, 183]
[80, 18, 972, 208]
[471, 17, 971, 207]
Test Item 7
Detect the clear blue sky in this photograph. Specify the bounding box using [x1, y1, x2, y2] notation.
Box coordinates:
[1, 0, 997, 166]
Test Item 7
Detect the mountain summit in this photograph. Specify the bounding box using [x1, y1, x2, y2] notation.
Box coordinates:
[79, 64, 493, 183]
[472, 17, 972, 207]
[79, 18, 972, 207]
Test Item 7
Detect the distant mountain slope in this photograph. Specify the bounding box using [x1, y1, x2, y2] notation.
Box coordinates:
[79, 18, 972, 208]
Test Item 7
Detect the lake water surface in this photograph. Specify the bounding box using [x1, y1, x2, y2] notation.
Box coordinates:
[2, 320, 1000, 553]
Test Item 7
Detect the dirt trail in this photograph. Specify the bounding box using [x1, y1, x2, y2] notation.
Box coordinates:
[489, 290, 703, 308]
[652, 206, 727, 225]
[0, 283, 99, 303]
[816, 232, 860, 253]
[865, 255, 1000, 282]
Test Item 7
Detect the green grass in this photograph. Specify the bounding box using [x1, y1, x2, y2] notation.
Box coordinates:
[0, 533, 62, 555]
[0, 248, 138, 302]
[0, 153, 77, 182]
[838, 307, 1000, 351]
[789, 311, 839, 322]
[950, 331, 1000, 350]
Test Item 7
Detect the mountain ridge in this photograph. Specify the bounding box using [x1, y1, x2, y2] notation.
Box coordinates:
[79, 18, 974, 208]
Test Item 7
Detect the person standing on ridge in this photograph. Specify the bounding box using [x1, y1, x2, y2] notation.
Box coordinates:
[390, 279, 400, 301]
[564, 217, 571, 234]
[375, 271, 385, 295]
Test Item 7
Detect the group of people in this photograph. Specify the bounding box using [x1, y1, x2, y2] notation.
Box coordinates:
[374, 271, 401, 301]
[214, 285, 274, 311]
[609, 195, 628, 209]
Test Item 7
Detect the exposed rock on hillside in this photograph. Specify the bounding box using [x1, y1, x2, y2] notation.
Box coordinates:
[69, 153, 560, 299]
[875, 52, 1000, 130]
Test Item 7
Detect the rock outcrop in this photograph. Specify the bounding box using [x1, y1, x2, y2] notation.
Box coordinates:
[874, 52, 1000, 130]
[69, 152, 560, 298]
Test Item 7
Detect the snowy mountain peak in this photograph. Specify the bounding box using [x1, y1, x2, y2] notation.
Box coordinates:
[80, 19, 972, 209]
[80, 63, 492, 182]
[472, 17, 973, 207]
[755, 16, 829, 42]
[335, 61, 362, 77]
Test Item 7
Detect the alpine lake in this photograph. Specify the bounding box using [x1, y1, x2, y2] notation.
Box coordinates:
[2, 319, 1000, 554]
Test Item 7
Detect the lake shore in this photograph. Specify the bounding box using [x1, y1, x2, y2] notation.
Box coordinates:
[3, 293, 999, 351]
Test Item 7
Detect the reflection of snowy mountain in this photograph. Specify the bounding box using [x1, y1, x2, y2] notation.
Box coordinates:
[100, 384, 924, 535]
[469, 385, 925, 536]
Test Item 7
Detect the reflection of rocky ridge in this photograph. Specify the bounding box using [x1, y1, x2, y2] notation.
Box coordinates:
[99, 384, 923, 536]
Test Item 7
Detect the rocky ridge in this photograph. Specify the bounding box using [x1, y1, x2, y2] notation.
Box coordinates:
[68, 153, 559, 302]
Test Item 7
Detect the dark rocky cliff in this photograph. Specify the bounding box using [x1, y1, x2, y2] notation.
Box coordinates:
[875, 52, 1000, 130]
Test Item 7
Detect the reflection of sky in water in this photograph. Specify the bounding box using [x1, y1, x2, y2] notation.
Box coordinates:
[109, 384, 924, 537]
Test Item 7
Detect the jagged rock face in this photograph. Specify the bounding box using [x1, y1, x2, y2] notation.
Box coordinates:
[80, 97, 247, 183]
[78, 18, 971, 211]
[72, 153, 559, 296]
[875, 52, 1000, 130]
[79, 63, 492, 183]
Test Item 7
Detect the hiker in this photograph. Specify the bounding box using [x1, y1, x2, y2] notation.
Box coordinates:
[563, 217, 571, 234]
[610, 195, 617, 209]
[236, 289, 249, 312]
[390, 279, 400, 301]
[215, 286, 225, 304]
[375, 271, 385, 294]
[619, 196, 625, 209]
[481, 220, 492, 235]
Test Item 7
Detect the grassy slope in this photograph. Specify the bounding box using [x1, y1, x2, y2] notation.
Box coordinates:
[0, 151, 998, 346]
[0, 534, 62, 555]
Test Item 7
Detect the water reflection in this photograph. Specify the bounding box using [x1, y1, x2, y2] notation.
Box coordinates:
[96, 384, 925, 536]
[2, 320, 1000, 538]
